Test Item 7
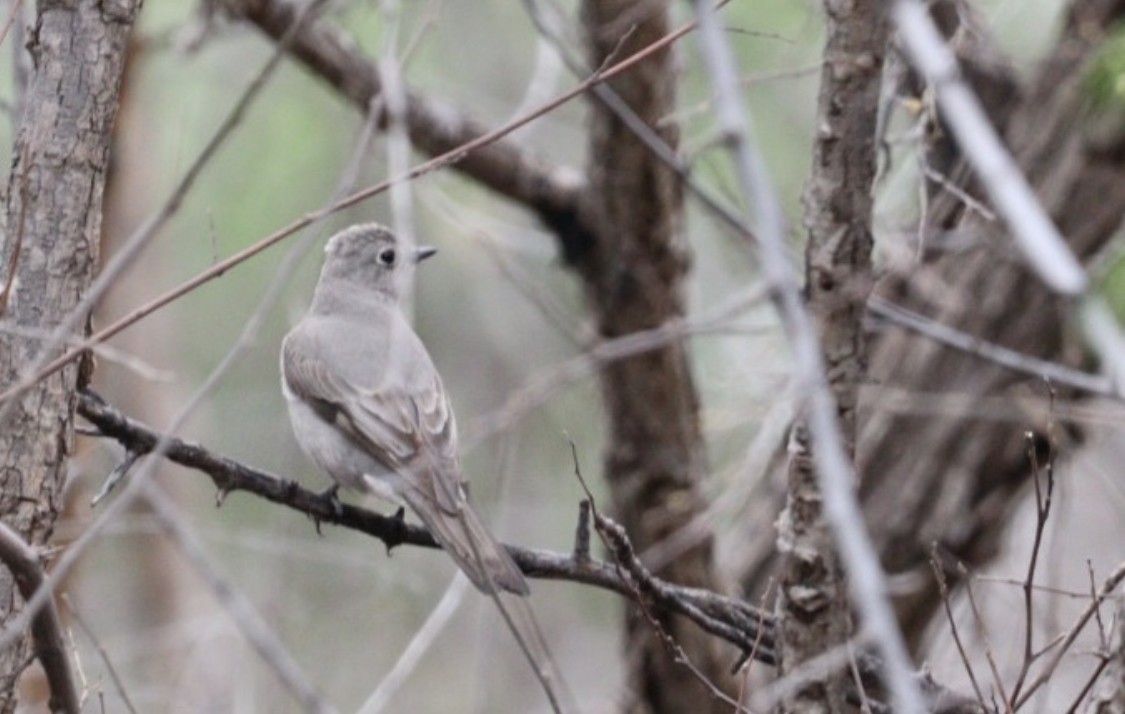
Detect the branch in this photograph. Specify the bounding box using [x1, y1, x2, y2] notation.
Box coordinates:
[75, 391, 990, 712]
[775, 0, 887, 708]
[0, 523, 80, 714]
[227, 0, 586, 248]
[75, 391, 774, 658]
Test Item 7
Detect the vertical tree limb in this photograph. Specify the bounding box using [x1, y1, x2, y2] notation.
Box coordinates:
[577, 1, 731, 710]
[776, 1, 888, 711]
[0, 1, 139, 708]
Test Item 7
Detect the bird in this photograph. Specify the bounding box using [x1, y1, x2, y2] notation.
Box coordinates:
[280, 223, 529, 595]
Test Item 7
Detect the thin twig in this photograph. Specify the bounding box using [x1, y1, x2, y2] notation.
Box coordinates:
[889, 0, 1125, 395]
[1013, 563, 1125, 709]
[358, 575, 471, 714]
[60, 595, 140, 714]
[867, 297, 1113, 397]
[961, 565, 1013, 712]
[139, 481, 335, 714]
[581, 489, 750, 712]
[1008, 432, 1055, 705]
[931, 548, 987, 707]
[889, 0, 1085, 295]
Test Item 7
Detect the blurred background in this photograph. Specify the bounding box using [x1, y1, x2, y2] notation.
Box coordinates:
[4, 0, 1122, 711]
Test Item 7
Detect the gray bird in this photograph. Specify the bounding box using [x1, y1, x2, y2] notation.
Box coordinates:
[281, 223, 529, 595]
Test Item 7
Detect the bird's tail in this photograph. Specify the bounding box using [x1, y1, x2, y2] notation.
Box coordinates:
[402, 490, 529, 596]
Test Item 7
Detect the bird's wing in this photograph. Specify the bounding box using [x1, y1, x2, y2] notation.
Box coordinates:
[282, 328, 465, 512]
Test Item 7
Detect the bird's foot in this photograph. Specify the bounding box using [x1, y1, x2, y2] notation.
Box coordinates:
[384, 506, 407, 555]
[312, 484, 344, 536]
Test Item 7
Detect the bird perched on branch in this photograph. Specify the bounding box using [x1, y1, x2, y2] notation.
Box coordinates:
[280, 223, 528, 595]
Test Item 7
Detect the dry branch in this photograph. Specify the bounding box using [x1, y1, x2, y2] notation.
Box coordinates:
[75, 391, 991, 713]
[75, 391, 773, 658]
[227, 0, 588, 253]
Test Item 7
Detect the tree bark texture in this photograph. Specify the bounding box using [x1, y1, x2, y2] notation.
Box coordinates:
[578, 1, 730, 711]
[0, 1, 139, 709]
[776, 1, 888, 711]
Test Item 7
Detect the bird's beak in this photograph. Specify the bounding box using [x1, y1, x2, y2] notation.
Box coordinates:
[415, 246, 438, 263]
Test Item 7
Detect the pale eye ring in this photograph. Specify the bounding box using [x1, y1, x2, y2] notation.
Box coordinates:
[377, 248, 396, 267]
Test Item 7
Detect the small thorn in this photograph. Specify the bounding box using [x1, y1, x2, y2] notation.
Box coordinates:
[384, 506, 407, 555]
[91, 451, 139, 506]
[574, 500, 591, 561]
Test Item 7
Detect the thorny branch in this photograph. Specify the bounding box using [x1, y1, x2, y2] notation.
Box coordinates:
[75, 391, 990, 713]
[75, 391, 773, 657]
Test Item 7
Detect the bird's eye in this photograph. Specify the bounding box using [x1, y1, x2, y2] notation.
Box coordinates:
[377, 248, 396, 267]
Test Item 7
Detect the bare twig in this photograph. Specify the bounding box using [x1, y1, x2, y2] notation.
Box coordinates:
[465, 284, 767, 445]
[0, 522, 80, 714]
[71, 392, 993, 713]
[231, 0, 584, 231]
[1013, 563, 1125, 709]
[889, 0, 1085, 295]
[583, 495, 750, 712]
[932, 550, 987, 707]
[0, 0, 24, 52]
[1009, 432, 1055, 705]
[60, 595, 140, 714]
[139, 481, 335, 714]
[867, 297, 1113, 397]
[1079, 595, 1125, 714]
[358, 574, 471, 714]
[961, 565, 1012, 711]
[889, 0, 1125, 395]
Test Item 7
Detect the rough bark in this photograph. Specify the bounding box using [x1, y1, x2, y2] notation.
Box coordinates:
[0, 1, 139, 709]
[776, 1, 888, 711]
[577, 1, 730, 711]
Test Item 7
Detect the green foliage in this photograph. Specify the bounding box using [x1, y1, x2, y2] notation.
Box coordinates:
[1084, 24, 1125, 113]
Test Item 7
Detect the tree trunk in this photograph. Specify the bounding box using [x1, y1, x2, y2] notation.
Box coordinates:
[578, 1, 731, 711]
[776, 1, 888, 711]
[0, 1, 139, 709]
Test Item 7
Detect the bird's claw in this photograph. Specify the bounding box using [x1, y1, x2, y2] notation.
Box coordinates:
[312, 484, 343, 536]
